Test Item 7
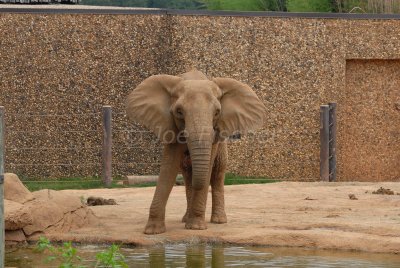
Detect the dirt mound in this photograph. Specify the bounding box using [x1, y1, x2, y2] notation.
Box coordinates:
[372, 187, 396, 195]
[4, 173, 96, 245]
[87, 196, 117, 206]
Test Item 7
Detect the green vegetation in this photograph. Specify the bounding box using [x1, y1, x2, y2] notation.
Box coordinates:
[80, 0, 206, 9]
[22, 177, 123, 192]
[79, 0, 400, 13]
[35, 237, 84, 268]
[147, 0, 206, 9]
[205, 0, 259, 11]
[35, 237, 128, 268]
[22, 173, 275, 191]
[80, 0, 148, 7]
[205, 0, 286, 11]
[224, 173, 277, 185]
[95, 244, 128, 268]
[286, 0, 332, 12]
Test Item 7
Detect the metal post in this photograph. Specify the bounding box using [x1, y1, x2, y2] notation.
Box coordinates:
[320, 105, 330, 181]
[0, 106, 5, 267]
[329, 103, 337, 182]
[102, 106, 112, 187]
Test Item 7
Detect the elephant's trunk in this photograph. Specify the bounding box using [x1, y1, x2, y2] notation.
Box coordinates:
[187, 128, 214, 191]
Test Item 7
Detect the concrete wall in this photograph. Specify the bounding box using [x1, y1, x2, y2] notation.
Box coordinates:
[0, 9, 399, 181]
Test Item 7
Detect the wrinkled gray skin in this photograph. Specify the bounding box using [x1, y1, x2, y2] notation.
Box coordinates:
[126, 70, 266, 234]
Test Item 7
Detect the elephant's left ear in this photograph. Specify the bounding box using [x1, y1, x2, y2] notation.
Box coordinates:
[213, 78, 266, 138]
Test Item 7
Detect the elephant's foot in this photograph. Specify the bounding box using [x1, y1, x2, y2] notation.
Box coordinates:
[185, 217, 207, 230]
[182, 211, 189, 223]
[144, 220, 166, 234]
[211, 212, 227, 224]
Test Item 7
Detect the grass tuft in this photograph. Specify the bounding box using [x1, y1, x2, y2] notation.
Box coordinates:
[22, 173, 276, 192]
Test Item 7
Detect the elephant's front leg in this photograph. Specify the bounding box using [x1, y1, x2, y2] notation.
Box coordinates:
[210, 169, 227, 224]
[144, 143, 185, 234]
[210, 143, 227, 224]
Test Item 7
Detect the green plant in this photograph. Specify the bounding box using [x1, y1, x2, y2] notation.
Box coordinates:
[35, 237, 84, 268]
[35, 236, 52, 253]
[80, 195, 87, 205]
[286, 0, 332, 12]
[224, 173, 277, 185]
[95, 244, 128, 268]
[36, 237, 129, 267]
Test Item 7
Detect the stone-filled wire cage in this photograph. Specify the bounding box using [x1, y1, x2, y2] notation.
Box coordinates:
[4, 108, 162, 180]
[0, 0, 79, 4]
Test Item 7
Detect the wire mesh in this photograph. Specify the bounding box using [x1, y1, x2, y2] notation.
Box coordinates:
[5, 109, 158, 179]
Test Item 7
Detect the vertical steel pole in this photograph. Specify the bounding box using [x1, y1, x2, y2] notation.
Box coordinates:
[102, 106, 112, 187]
[329, 103, 337, 182]
[320, 105, 330, 181]
[0, 106, 5, 267]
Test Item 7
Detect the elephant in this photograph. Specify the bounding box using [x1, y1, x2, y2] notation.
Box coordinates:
[126, 70, 266, 234]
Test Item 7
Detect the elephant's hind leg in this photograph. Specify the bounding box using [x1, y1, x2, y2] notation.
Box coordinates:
[210, 143, 227, 224]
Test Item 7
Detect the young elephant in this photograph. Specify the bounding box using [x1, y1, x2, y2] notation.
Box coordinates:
[126, 70, 266, 234]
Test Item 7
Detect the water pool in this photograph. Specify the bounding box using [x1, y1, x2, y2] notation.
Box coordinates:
[5, 244, 400, 267]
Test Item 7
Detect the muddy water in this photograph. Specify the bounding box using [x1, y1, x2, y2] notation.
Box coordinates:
[5, 244, 400, 267]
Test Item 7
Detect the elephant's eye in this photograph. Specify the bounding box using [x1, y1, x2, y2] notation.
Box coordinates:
[215, 109, 221, 117]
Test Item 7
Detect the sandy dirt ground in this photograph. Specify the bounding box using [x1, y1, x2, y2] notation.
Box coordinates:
[38, 182, 400, 254]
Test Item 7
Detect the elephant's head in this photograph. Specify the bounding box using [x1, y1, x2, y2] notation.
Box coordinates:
[126, 72, 266, 190]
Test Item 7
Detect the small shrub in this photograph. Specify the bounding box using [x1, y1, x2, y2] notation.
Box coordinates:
[36, 236, 128, 268]
[95, 244, 128, 268]
[35, 237, 84, 268]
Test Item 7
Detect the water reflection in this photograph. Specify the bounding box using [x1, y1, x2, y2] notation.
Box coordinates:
[148, 247, 166, 267]
[185, 244, 206, 267]
[147, 244, 226, 267]
[5, 244, 400, 268]
[211, 246, 225, 268]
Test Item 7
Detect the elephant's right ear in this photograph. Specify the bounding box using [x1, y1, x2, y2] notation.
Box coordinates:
[126, 75, 183, 143]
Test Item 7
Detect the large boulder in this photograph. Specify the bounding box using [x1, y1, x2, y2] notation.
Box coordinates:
[23, 190, 93, 236]
[3, 173, 96, 244]
[5, 230, 27, 246]
[4, 173, 34, 204]
[4, 199, 33, 230]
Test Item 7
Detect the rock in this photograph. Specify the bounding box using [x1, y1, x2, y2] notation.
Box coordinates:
[87, 196, 117, 206]
[372, 187, 394, 195]
[4, 173, 34, 204]
[5, 229, 26, 243]
[126, 175, 158, 185]
[304, 196, 317, 200]
[23, 198, 65, 236]
[23, 190, 95, 236]
[175, 180, 184, 186]
[4, 200, 33, 230]
[348, 194, 358, 200]
[33, 189, 84, 214]
[46, 208, 96, 233]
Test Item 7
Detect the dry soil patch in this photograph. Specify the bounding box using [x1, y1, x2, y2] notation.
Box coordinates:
[38, 182, 400, 254]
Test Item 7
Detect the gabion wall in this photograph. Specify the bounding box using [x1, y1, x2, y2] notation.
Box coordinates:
[0, 10, 399, 181]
